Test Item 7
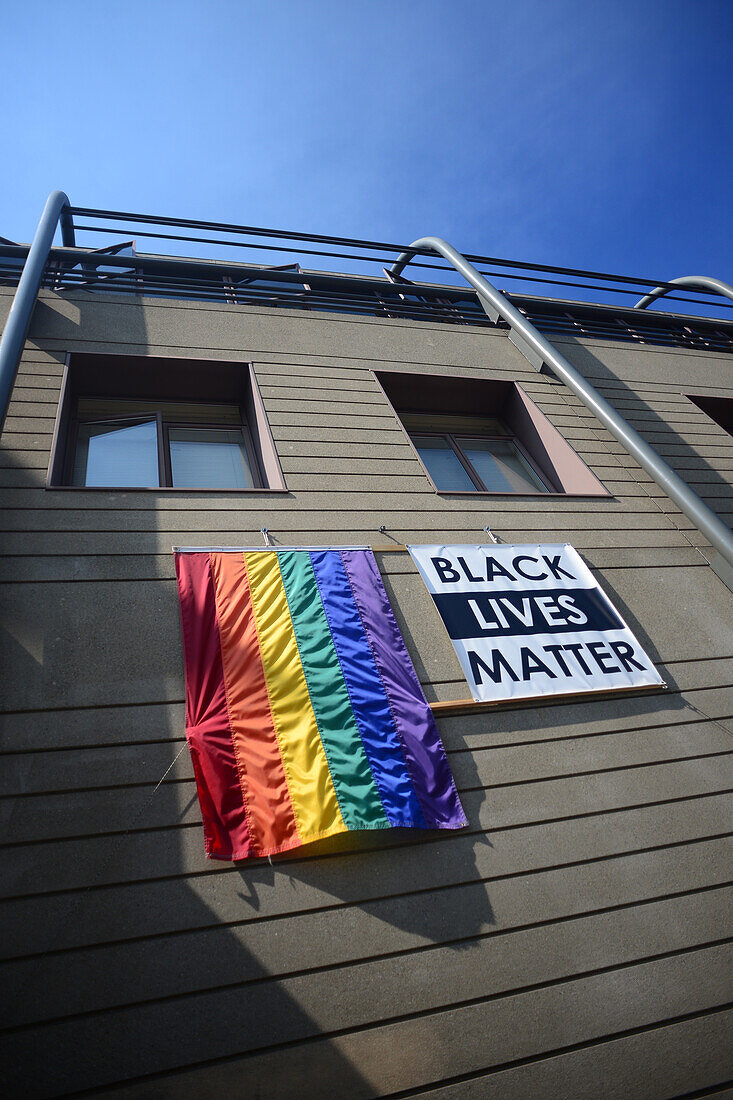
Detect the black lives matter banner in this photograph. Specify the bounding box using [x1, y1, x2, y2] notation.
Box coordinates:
[408, 544, 664, 703]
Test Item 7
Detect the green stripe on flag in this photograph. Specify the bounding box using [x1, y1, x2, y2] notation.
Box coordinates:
[277, 551, 389, 830]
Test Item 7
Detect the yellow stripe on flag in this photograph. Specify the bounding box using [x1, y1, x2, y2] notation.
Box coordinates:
[244, 551, 345, 843]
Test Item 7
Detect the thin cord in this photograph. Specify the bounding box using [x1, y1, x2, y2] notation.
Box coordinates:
[152, 742, 189, 793]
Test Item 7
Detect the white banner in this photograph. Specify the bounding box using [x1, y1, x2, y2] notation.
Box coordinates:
[407, 544, 665, 703]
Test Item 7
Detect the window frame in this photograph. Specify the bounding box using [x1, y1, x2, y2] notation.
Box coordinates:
[409, 425, 553, 494]
[68, 412, 161, 490]
[47, 354, 287, 493]
[65, 401, 263, 490]
[162, 418, 262, 489]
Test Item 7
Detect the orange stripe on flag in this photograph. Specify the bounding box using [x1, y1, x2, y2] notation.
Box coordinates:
[209, 551, 300, 855]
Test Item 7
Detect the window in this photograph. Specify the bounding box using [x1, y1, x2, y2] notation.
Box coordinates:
[70, 399, 260, 489]
[375, 370, 608, 497]
[403, 412, 550, 493]
[48, 354, 286, 491]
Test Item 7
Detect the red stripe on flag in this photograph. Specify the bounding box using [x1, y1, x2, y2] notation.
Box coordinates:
[175, 553, 253, 860]
[210, 552, 300, 855]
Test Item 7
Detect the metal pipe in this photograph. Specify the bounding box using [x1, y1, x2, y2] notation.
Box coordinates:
[391, 236, 733, 573]
[635, 275, 733, 310]
[0, 190, 73, 433]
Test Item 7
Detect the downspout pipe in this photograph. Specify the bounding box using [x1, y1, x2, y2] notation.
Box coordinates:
[0, 190, 75, 434]
[391, 236, 733, 576]
[635, 275, 733, 311]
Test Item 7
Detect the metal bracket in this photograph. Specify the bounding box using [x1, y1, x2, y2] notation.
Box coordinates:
[508, 328, 544, 372]
[479, 291, 543, 369]
[477, 288, 539, 369]
[477, 296, 500, 324]
[711, 552, 733, 594]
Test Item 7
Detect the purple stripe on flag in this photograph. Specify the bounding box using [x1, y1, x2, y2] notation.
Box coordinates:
[340, 549, 467, 829]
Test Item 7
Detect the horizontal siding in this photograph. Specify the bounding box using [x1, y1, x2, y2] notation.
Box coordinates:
[0, 530, 716, 558]
[3, 944, 731, 1095]
[3, 795, 731, 944]
[4, 886, 730, 1030]
[4, 751, 732, 850]
[1, 568, 731, 712]
[0, 485, 699, 509]
[0, 504, 706, 531]
[5, 713, 732, 799]
[1, 290, 732, 1096]
[0, 547, 715, 585]
[0, 680, 722, 752]
[407, 1013, 733, 1100]
[110, 1011, 733, 1100]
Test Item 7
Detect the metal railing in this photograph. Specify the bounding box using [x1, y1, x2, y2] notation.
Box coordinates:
[64, 205, 733, 315]
[2, 243, 733, 353]
[4, 202, 733, 316]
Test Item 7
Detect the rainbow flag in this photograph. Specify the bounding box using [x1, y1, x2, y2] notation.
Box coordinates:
[175, 548, 466, 861]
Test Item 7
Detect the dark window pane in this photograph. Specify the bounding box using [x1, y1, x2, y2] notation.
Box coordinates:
[73, 418, 159, 487]
[411, 434, 476, 491]
[169, 427, 255, 489]
[456, 437, 547, 493]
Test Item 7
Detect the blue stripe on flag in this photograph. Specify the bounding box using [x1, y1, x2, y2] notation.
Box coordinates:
[309, 550, 427, 827]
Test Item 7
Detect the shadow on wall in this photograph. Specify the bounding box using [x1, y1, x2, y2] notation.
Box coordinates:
[236, 748, 492, 949]
[555, 336, 733, 532]
[0, 303, 377, 1095]
[0, 307, 487, 1093]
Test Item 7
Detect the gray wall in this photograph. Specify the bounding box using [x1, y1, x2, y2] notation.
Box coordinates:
[1, 287, 732, 1097]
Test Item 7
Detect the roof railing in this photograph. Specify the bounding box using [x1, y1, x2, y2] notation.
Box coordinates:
[55, 204, 733, 315]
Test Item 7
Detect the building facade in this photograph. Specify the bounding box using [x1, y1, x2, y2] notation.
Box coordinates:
[1, 209, 732, 1096]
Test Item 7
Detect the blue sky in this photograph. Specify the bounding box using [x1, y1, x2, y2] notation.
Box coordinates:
[3, 0, 732, 301]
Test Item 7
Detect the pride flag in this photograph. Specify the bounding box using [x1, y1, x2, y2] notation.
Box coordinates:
[175, 548, 466, 861]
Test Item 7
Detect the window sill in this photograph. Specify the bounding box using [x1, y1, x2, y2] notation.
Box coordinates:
[432, 488, 611, 499]
[44, 484, 291, 494]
